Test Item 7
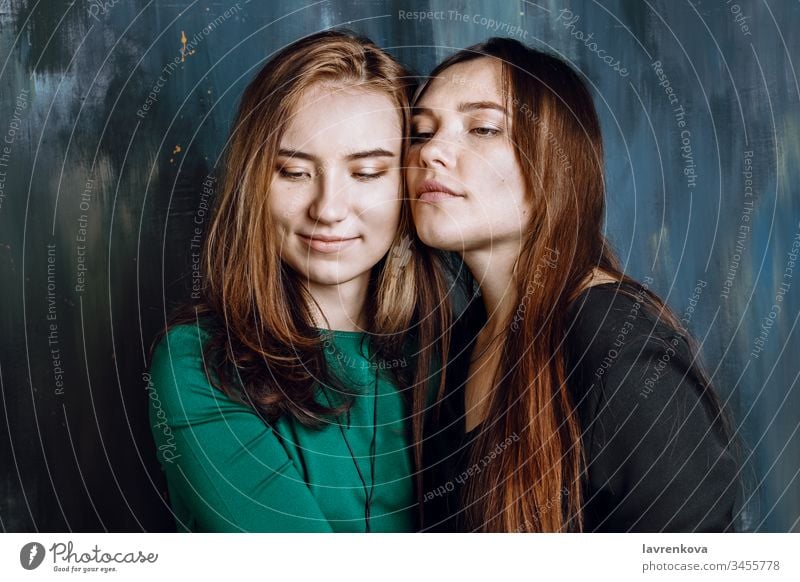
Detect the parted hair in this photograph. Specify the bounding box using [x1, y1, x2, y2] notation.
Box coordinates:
[153, 31, 452, 519]
[418, 37, 736, 532]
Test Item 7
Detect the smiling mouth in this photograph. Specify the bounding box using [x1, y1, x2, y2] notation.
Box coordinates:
[298, 234, 360, 253]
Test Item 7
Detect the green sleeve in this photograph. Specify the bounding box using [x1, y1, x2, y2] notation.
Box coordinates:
[148, 324, 334, 532]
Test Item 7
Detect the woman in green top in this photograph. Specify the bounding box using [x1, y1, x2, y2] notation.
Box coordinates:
[148, 31, 450, 532]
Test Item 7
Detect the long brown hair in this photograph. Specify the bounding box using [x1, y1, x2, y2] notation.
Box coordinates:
[151, 31, 451, 519]
[419, 38, 736, 532]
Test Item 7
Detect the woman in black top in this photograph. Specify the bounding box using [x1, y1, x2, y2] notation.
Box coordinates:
[407, 38, 741, 532]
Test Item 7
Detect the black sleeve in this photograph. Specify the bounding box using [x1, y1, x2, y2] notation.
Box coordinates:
[581, 333, 740, 532]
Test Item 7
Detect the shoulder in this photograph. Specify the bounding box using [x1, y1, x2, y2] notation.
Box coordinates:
[148, 321, 236, 423]
[565, 283, 719, 445]
[150, 322, 213, 375]
[565, 283, 685, 373]
[564, 285, 738, 531]
[564, 283, 699, 421]
[567, 283, 672, 339]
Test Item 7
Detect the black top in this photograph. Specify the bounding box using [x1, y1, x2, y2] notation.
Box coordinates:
[422, 283, 741, 532]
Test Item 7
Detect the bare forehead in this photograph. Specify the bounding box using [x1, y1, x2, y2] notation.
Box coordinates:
[421, 58, 503, 104]
[281, 84, 402, 150]
[277, 85, 402, 162]
[290, 83, 399, 121]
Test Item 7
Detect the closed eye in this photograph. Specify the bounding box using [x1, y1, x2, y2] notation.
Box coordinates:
[353, 171, 386, 181]
[277, 168, 311, 181]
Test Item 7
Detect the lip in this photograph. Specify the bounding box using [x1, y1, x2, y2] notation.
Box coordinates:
[415, 179, 464, 203]
[298, 233, 360, 254]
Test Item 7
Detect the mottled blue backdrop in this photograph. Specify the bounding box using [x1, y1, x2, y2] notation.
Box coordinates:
[0, 0, 797, 531]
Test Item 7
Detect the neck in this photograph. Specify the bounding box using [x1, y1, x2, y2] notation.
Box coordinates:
[460, 242, 520, 433]
[461, 242, 519, 339]
[308, 272, 370, 332]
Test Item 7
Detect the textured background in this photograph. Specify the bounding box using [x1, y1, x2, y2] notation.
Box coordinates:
[0, 0, 798, 532]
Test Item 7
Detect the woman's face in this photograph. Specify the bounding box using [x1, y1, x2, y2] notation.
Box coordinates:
[407, 58, 530, 253]
[269, 83, 402, 289]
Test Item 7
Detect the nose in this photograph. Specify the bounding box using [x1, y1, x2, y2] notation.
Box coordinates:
[416, 132, 456, 170]
[308, 167, 349, 225]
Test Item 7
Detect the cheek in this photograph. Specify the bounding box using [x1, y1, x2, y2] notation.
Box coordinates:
[356, 177, 402, 234]
[266, 197, 303, 261]
[268, 184, 308, 227]
[484, 149, 526, 199]
[478, 146, 516, 180]
[362, 197, 402, 241]
[461, 152, 527, 228]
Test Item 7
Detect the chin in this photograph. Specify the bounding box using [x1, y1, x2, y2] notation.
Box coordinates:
[415, 228, 463, 252]
[412, 217, 463, 252]
[298, 265, 362, 287]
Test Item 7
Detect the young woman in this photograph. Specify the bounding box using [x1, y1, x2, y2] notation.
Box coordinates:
[409, 38, 742, 532]
[148, 31, 450, 532]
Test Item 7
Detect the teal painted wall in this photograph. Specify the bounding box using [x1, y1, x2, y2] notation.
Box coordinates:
[0, 0, 797, 531]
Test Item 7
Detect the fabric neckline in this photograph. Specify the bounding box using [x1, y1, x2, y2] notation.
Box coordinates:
[458, 281, 630, 438]
[316, 328, 368, 339]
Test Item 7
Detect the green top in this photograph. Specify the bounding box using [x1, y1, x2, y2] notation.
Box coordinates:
[148, 323, 419, 532]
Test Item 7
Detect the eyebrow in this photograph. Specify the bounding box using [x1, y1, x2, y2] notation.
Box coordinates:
[277, 148, 397, 162]
[412, 101, 508, 116]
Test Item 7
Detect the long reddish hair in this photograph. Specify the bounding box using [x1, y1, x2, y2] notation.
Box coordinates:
[419, 38, 734, 532]
[152, 31, 451, 520]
